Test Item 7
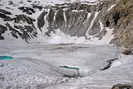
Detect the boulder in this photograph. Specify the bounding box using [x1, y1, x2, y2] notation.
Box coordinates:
[111, 84, 133, 89]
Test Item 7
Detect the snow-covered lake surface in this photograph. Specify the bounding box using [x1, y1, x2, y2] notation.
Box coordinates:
[0, 41, 133, 89]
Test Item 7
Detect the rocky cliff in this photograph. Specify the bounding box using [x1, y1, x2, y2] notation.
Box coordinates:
[0, 0, 133, 49]
[103, 0, 133, 49]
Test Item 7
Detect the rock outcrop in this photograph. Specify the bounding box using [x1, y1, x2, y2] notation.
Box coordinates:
[0, 8, 37, 42]
[112, 84, 133, 89]
[0, 25, 7, 40]
[103, 0, 133, 49]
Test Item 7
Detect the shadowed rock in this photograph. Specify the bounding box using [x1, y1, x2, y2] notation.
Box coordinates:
[18, 7, 35, 15]
[4, 14, 37, 42]
[0, 9, 12, 15]
[0, 12, 12, 21]
[0, 25, 7, 40]
[122, 49, 132, 55]
[37, 11, 47, 30]
[13, 14, 35, 24]
[32, 4, 43, 10]
[112, 84, 133, 89]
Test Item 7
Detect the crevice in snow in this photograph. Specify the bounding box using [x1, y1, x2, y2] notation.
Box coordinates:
[100, 58, 118, 71]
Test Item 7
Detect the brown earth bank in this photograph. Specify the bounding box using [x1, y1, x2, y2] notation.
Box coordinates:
[103, 0, 133, 51]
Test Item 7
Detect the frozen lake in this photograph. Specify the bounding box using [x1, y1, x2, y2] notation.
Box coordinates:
[0, 41, 133, 89]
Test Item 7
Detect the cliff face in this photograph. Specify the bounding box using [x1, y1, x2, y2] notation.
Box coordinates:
[0, 0, 133, 48]
[38, 3, 99, 37]
[103, 0, 133, 49]
[37, 1, 115, 44]
[1, 0, 113, 43]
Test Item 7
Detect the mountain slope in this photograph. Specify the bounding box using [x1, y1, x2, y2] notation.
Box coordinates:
[0, 0, 113, 45]
[0, 0, 133, 48]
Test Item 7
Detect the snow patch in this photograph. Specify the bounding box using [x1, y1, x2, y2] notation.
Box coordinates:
[107, 4, 116, 12]
[86, 12, 99, 38]
[47, 29, 87, 44]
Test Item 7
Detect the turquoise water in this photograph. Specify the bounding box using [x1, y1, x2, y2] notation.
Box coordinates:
[0, 56, 14, 60]
[60, 66, 80, 70]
